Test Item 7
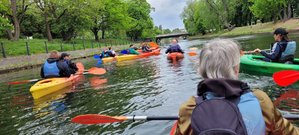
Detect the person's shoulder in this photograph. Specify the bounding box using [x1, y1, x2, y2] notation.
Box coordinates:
[252, 89, 271, 102]
[179, 96, 196, 110]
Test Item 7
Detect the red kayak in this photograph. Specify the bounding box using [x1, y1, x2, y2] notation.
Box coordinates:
[170, 121, 178, 135]
[167, 52, 184, 62]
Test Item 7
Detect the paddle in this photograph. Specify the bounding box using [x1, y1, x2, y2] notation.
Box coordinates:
[84, 67, 106, 75]
[71, 114, 178, 124]
[273, 70, 299, 87]
[71, 113, 299, 125]
[7, 68, 106, 85]
[7, 79, 40, 85]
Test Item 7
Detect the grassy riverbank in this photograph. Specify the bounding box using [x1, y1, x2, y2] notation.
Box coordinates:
[190, 19, 299, 39]
[0, 38, 134, 58]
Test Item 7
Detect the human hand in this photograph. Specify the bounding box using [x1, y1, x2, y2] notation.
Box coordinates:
[253, 48, 261, 53]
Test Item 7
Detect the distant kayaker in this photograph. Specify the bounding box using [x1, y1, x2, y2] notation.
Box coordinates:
[165, 39, 184, 54]
[175, 39, 299, 135]
[128, 44, 139, 55]
[141, 42, 151, 53]
[253, 28, 296, 63]
[60, 53, 78, 74]
[40, 50, 71, 78]
[100, 47, 116, 58]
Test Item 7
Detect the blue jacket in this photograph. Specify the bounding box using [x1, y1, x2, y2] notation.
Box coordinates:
[165, 44, 184, 54]
[40, 58, 71, 78]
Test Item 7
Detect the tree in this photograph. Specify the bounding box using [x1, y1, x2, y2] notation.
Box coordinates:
[50, 0, 92, 41]
[3, 0, 33, 40]
[89, 0, 131, 41]
[33, 0, 68, 41]
[249, 0, 285, 22]
[126, 0, 154, 40]
[163, 29, 171, 34]
[0, 1, 12, 36]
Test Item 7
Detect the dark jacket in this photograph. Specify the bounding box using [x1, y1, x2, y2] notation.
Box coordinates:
[165, 44, 184, 54]
[64, 60, 78, 74]
[40, 58, 72, 78]
[260, 41, 288, 62]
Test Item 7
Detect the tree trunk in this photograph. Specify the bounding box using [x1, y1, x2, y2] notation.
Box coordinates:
[287, 3, 292, 19]
[283, 7, 288, 21]
[92, 28, 99, 41]
[10, 0, 20, 41]
[6, 30, 13, 40]
[45, 14, 53, 41]
[101, 30, 105, 39]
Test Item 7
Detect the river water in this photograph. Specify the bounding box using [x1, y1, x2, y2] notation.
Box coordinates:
[1, 33, 299, 135]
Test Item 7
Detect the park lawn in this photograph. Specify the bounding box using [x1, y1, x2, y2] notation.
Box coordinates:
[190, 19, 299, 39]
[0, 38, 133, 57]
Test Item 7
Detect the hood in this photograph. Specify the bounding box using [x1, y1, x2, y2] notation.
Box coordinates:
[46, 58, 58, 63]
[197, 78, 250, 98]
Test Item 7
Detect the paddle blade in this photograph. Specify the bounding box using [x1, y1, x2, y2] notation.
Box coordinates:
[94, 55, 101, 59]
[120, 50, 128, 54]
[88, 67, 106, 75]
[273, 70, 299, 87]
[7, 79, 39, 85]
[188, 52, 197, 56]
[71, 114, 127, 124]
[149, 42, 159, 48]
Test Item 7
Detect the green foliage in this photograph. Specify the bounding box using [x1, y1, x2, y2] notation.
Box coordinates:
[249, 0, 285, 21]
[126, 0, 154, 40]
[163, 29, 172, 34]
[0, 1, 12, 36]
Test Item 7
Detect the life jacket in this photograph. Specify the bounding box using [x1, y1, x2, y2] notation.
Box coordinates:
[191, 79, 265, 135]
[279, 41, 296, 63]
[43, 61, 60, 77]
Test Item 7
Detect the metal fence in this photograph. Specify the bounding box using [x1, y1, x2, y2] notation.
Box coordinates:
[0, 40, 133, 58]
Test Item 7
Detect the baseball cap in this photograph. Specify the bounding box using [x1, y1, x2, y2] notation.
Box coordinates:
[273, 28, 288, 35]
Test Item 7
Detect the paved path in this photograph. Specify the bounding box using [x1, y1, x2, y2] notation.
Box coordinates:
[0, 44, 130, 74]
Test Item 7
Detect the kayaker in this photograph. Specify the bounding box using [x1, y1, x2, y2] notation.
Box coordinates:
[175, 39, 299, 135]
[100, 47, 116, 58]
[165, 39, 184, 54]
[141, 42, 152, 53]
[60, 53, 78, 74]
[128, 44, 139, 55]
[40, 50, 72, 78]
[253, 28, 296, 63]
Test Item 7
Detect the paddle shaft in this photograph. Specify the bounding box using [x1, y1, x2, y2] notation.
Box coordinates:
[126, 116, 179, 121]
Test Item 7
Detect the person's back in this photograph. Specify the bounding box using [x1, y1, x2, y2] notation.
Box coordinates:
[190, 79, 265, 135]
[41, 51, 71, 78]
[128, 45, 139, 55]
[165, 39, 184, 54]
[60, 53, 78, 74]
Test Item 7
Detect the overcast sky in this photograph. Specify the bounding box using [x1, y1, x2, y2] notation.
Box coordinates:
[146, 0, 186, 30]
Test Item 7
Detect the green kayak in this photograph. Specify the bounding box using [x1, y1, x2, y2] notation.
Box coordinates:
[240, 55, 299, 76]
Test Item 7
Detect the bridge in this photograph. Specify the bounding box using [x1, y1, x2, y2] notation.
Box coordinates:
[155, 32, 189, 42]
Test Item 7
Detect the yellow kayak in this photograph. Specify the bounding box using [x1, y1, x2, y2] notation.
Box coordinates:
[30, 63, 84, 99]
[102, 55, 139, 63]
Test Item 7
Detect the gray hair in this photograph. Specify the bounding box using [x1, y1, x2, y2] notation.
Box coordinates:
[199, 38, 241, 79]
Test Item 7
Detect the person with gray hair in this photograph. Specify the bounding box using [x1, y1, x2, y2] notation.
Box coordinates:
[174, 39, 299, 135]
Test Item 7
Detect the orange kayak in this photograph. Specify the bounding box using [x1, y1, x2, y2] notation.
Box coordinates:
[170, 120, 178, 135]
[167, 52, 184, 61]
[139, 48, 161, 58]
